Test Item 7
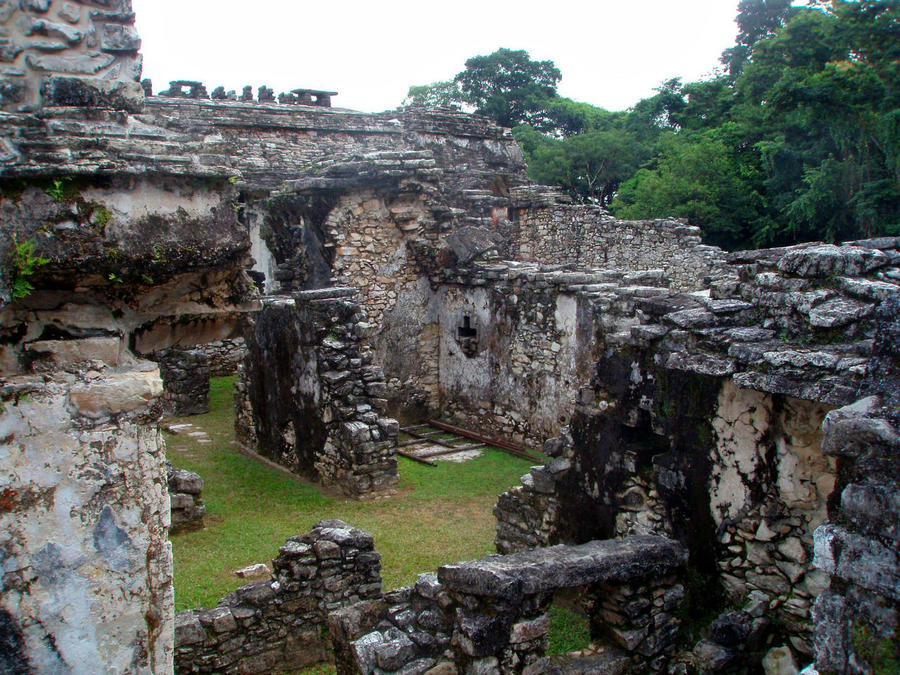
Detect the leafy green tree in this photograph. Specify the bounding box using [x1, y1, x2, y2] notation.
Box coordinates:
[403, 80, 464, 108]
[722, 0, 799, 79]
[540, 97, 625, 136]
[520, 128, 652, 205]
[453, 48, 562, 129]
[613, 0, 900, 249]
[613, 128, 773, 250]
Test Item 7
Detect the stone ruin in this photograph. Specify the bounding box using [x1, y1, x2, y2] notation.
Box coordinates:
[0, 2, 898, 673]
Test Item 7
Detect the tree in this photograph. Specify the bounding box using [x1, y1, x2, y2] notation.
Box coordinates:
[453, 48, 562, 129]
[520, 128, 652, 205]
[612, 127, 773, 250]
[403, 80, 464, 108]
[721, 0, 799, 79]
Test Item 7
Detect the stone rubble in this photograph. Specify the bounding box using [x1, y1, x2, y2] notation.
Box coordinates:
[167, 462, 205, 532]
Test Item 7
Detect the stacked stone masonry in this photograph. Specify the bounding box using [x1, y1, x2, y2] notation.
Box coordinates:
[174, 520, 382, 674]
[198, 338, 246, 377]
[811, 294, 900, 674]
[508, 188, 732, 292]
[332, 535, 688, 675]
[493, 239, 900, 666]
[153, 347, 210, 416]
[0, 0, 144, 112]
[167, 463, 205, 532]
[236, 290, 399, 496]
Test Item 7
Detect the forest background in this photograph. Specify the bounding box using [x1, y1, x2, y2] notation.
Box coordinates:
[405, 0, 899, 251]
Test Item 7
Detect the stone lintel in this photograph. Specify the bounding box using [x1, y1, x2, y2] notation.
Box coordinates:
[438, 535, 687, 599]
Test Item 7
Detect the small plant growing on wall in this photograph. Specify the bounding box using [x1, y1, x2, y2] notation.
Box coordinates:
[6, 235, 49, 301]
[44, 178, 73, 203]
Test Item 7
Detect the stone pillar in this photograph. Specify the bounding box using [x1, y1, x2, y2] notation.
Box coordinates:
[0, 363, 172, 673]
[812, 397, 900, 673]
[239, 290, 399, 497]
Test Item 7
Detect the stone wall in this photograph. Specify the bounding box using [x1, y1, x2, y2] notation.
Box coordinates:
[0, 362, 172, 673]
[237, 290, 399, 496]
[493, 238, 900, 666]
[175, 520, 382, 674]
[507, 187, 731, 292]
[434, 264, 667, 448]
[0, 0, 143, 112]
[153, 347, 210, 416]
[329, 573, 454, 675]
[333, 536, 688, 675]
[811, 295, 900, 674]
[0, 174, 255, 372]
[198, 338, 246, 377]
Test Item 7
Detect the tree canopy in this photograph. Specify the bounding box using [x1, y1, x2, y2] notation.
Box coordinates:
[405, 1, 900, 250]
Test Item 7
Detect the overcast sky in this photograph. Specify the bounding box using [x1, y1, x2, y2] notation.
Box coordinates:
[131, 0, 741, 114]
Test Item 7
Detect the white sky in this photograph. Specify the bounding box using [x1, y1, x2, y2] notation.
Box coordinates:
[131, 0, 740, 114]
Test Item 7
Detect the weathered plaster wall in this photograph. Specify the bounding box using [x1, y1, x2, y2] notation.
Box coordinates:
[0, 363, 172, 673]
[436, 264, 609, 448]
[709, 382, 835, 654]
[0, 0, 143, 112]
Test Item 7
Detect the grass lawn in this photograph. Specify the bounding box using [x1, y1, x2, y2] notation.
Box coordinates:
[166, 376, 537, 611]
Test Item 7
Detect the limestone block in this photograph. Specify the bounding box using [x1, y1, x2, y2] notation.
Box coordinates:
[762, 646, 798, 675]
[69, 368, 162, 417]
[777, 244, 888, 279]
[814, 525, 900, 600]
[26, 336, 120, 368]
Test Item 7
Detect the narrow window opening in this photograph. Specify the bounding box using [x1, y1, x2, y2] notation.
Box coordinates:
[456, 315, 479, 357]
[458, 315, 477, 339]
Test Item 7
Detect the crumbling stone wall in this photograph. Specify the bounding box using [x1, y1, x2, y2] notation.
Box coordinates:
[0, 362, 172, 673]
[508, 187, 731, 292]
[811, 294, 900, 673]
[175, 520, 382, 674]
[329, 572, 455, 675]
[197, 338, 246, 377]
[237, 289, 398, 496]
[0, 0, 144, 112]
[0, 175, 254, 374]
[332, 536, 688, 675]
[435, 263, 668, 448]
[494, 238, 900, 665]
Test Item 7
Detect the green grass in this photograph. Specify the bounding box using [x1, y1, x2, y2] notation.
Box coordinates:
[167, 376, 534, 611]
[547, 604, 592, 655]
